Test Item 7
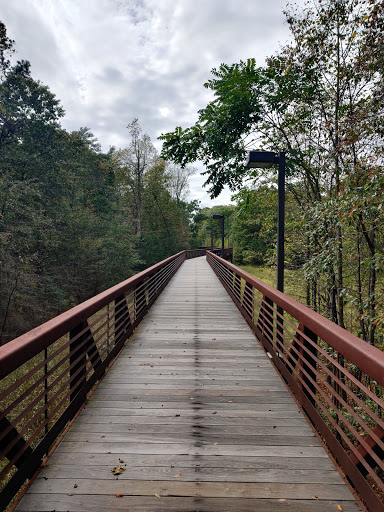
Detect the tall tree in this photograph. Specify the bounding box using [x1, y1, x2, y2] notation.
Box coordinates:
[166, 162, 196, 204]
[113, 119, 157, 235]
[159, 0, 384, 344]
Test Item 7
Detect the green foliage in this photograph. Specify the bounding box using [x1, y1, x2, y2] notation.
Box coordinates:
[160, 58, 266, 197]
[159, 0, 384, 347]
[0, 23, 197, 343]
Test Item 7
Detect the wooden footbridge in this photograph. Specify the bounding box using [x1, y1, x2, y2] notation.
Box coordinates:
[1, 251, 384, 511]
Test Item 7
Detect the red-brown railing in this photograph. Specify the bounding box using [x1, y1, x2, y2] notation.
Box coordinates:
[207, 251, 384, 512]
[0, 250, 206, 510]
[186, 247, 233, 260]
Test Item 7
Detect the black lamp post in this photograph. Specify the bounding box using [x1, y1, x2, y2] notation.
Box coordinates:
[206, 226, 213, 250]
[212, 214, 225, 258]
[245, 151, 285, 293]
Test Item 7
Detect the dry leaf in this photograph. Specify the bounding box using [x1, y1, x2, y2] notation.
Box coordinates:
[228, 400, 233, 403]
[67, 493, 73, 496]
[337, 506, 343, 511]
[212, 411, 217, 414]
[101, 436, 105, 438]
[174, 472, 183, 478]
[278, 499, 287, 502]
[115, 493, 124, 498]
[312, 496, 318, 500]
[112, 465, 126, 475]
[73, 484, 78, 488]
[214, 442, 219, 445]
[154, 493, 161, 499]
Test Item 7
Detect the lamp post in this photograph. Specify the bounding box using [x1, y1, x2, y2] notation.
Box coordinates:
[212, 214, 225, 258]
[246, 151, 285, 293]
[206, 226, 213, 250]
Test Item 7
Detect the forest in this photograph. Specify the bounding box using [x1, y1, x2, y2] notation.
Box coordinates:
[0, 21, 200, 343]
[161, 0, 384, 350]
[2, 0, 384, 352]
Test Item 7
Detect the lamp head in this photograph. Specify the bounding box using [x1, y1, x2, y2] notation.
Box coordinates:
[246, 151, 277, 169]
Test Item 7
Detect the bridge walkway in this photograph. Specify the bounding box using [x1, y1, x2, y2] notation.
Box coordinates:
[16, 257, 361, 511]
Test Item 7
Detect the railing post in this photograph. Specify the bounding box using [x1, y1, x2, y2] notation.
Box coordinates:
[244, 281, 254, 323]
[69, 321, 88, 403]
[233, 273, 242, 303]
[135, 281, 148, 322]
[257, 296, 274, 348]
[114, 293, 132, 345]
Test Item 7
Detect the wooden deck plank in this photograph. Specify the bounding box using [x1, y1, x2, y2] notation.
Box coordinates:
[42, 453, 336, 470]
[16, 257, 360, 511]
[16, 495, 362, 512]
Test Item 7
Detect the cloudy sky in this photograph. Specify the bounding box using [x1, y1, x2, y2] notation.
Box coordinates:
[2, 0, 299, 206]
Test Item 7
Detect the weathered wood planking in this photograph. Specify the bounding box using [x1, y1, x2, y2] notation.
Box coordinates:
[16, 257, 361, 512]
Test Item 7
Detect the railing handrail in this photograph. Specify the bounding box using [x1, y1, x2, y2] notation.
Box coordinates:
[208, 252, 384, 387]
[0, 251, 185, 379]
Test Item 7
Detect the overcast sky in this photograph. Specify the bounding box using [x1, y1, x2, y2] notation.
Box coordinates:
[2, 0, 299, 206]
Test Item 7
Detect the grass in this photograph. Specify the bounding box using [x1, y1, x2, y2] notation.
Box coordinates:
[239, 264, 307, 304]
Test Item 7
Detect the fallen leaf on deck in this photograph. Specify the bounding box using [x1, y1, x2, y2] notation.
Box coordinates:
[336, 506, 343, 511]
[140, 363, 149, 366]
[278, 499, 287, 502]
[312, 496, 318, 500]
[119, 459, 125, 463]
[228, 400, 233, 403]
[67, 493, 73, 496]
[89, 456, 95, 459]
[115, 493, 124, 498]
[212, 411, 217, 414]
[171, 465, 175, 468]
[214, 442, 219, 445]
[154, 493, 161, 499]
[101, 436, 105, 438]
[73, 484, 78, 488]
[112, 465, 126, 475]
[174, 472, 183, 478]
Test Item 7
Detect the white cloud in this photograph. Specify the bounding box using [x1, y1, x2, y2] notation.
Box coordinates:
[1, 0, 302, 206]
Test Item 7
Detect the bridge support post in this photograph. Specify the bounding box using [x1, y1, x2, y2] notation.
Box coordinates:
[257, 296, 274, 349]
[135, 282, 148, 322]
[114, 293, 132, 345]
[69, 320, 99, 404]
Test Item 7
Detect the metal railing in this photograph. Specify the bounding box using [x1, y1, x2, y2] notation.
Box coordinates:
[207, 251, 384, 512]
[0, 249, 207, 510]
[187, 247, 233, 260]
